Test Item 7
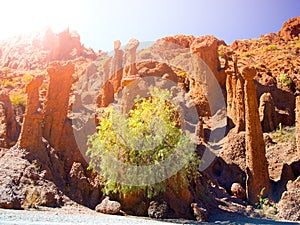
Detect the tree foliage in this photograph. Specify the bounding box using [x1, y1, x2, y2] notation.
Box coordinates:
[87, 88, 200, 199]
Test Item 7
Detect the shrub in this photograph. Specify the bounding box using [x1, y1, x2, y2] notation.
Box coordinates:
[22, 73, 34, 84]
[87, 88, 200, 199]
[243, 52, 252, 57]
[269, 45, 278, 51]
[178, 71, 187, 77]
[10, 90, 27, 108]
[279, 73, 291, 87]
[3, 79, 14, 88]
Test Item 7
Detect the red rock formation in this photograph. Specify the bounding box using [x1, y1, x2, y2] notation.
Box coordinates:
[278, 16, 300, 40]
[241, 66, 271, 204]
[19, 76, 44, 150]
[122, 38, 140, 86]
[123, 38, 139, 77]
[190, 35, 226, 87]
[0, 28, 96, 71]
[43, 28, 84, 60]
[226, 57, 245, 132]
[109, 40, 124, 92]
[0, 92, 19, 148]
[96, 81, 114, 108]
[162, 35, 195, 48]
[43, 62, 74, 149]
[259, 92, 278, 132]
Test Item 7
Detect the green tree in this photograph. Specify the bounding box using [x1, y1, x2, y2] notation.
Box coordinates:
[87, 88, 199, 199]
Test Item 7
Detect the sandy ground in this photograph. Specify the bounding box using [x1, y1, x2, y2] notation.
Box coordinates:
[0, 206, 299, 225]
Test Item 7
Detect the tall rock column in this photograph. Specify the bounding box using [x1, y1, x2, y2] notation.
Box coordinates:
[225, 57, 245, 133]
[241, 66, 271, 204]
[19, 76, 43, 150]
[259, 92, 277, 132]
[110, 40, 124, 92]
[43, 62, 74, 149]
[122, 38, 140, 86]
[123, 38, 139, 77]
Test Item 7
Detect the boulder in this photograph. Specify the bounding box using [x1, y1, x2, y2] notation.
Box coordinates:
[95, 196, 121, 215]
[231, 183, 246, 200]
[148, 200, 169, 219]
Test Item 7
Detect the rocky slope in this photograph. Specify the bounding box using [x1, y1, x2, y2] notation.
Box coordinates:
[0, 16, 299, 222]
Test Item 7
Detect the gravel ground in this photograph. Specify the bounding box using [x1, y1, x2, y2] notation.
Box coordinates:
[0, 208, 298, 225]
[0, 209, 175, 225]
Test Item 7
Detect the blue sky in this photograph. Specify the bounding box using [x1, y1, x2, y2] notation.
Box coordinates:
[0, 0, 299, 51]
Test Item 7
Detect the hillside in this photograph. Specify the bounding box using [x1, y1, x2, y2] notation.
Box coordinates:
[0, 16, 299, 222]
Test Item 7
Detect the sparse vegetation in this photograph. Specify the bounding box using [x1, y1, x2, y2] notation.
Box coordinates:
[269, 125, 296, 144]
[256, 187, 277, 217]
[218, 50, 225, 57]
[256, 187, 268, 209]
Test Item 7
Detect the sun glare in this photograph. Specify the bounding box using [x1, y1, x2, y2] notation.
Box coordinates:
[0, 0, 82, 39]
